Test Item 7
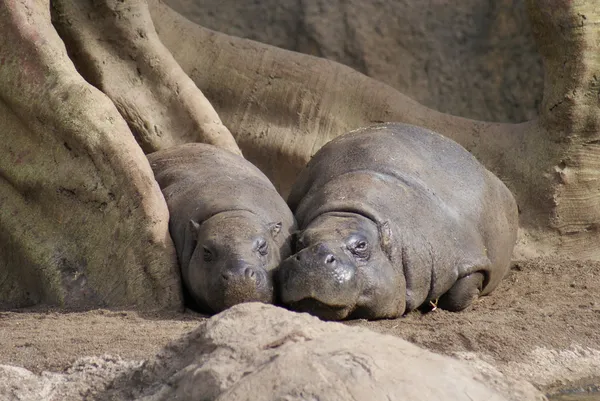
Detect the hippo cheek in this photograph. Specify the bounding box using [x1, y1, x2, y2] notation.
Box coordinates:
[209, 262, 275, 313]
[182, 256, 213, 312]
[277, 245, 361, 321]
[351, 257, 407, 320]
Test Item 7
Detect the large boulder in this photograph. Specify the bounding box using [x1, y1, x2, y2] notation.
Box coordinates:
[165, 0, 543, 123]
[0, 303, 546, 401]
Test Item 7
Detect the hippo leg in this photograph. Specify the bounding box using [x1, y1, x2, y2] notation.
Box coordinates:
[437, 272, 485, 312]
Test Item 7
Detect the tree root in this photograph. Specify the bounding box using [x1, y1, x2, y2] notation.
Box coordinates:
[51, 0, 241, 155]
[0, 0, 182, 309]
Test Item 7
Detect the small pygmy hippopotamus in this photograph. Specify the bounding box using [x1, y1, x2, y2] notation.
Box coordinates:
[277, 123, 518, 320]
[148, 143, 296, 314]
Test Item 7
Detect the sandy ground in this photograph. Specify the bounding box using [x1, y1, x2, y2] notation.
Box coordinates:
[1, 257, 598, 398]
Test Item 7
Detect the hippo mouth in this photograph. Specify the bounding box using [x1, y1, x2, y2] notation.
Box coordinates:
[277, 247, 360, 321]
[287, 298, 354, 321]
[212, 267, 274, 311]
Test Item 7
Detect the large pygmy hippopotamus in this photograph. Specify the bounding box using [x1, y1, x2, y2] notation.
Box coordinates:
[148, 143, 296, 314]
[278, 123, 518, 320]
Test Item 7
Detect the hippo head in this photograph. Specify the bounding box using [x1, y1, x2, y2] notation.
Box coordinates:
[182, 210, 286, 313]
[277, 212, 405, 320]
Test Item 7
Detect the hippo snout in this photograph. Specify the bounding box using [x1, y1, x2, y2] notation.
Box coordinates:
[278, 243, 361, 320]
[221, 263, 260, 283]
[294, 244, 338, 265]
[214, 260, 273, 311]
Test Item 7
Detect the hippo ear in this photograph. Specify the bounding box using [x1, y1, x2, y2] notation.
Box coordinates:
[180, 219, 201, 271]
[378, 221, 393, 259]
[268, 222, 282, 237]
[189, 219, 201, 235]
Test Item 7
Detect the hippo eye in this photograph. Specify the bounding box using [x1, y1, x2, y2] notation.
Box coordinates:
[349, 239, 370, 259]
[203, 246, 213, 262]
[257, 239, 268, 256]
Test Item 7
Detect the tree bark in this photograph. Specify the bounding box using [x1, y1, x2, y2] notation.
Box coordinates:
[0, 0, 182, 309]
[50, 0, 241, 156]
[525, 0, 600, 255]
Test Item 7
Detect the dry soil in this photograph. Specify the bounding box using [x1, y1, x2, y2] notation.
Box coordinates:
[1, 257, 598, 397]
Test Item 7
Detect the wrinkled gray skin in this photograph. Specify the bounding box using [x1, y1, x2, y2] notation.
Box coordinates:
[148, 144, 296, 314]
[278, 123, 518, 320]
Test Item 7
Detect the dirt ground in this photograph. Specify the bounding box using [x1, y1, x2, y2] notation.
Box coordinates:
[1, 257, 599, 397]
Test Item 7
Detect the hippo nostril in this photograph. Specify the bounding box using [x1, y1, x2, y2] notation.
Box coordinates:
[222, 271, 231, 281]
[295, 254, 301, 261]
[244, 267, 256, 280]
[325, 254, 336, 264]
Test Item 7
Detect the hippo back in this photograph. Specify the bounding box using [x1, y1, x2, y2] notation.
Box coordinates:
[289, 123, 518, 300]
[148, 143, 296, 262]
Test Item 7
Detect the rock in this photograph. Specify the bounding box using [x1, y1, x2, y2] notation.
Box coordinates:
[0, 365, 54, 400]
[0, 355, 142, 401]
[0, 303, 546, 401]
[164, 0, 542, 123]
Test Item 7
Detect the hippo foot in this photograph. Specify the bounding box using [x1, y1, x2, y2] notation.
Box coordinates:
[437, 272, 485, 312]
